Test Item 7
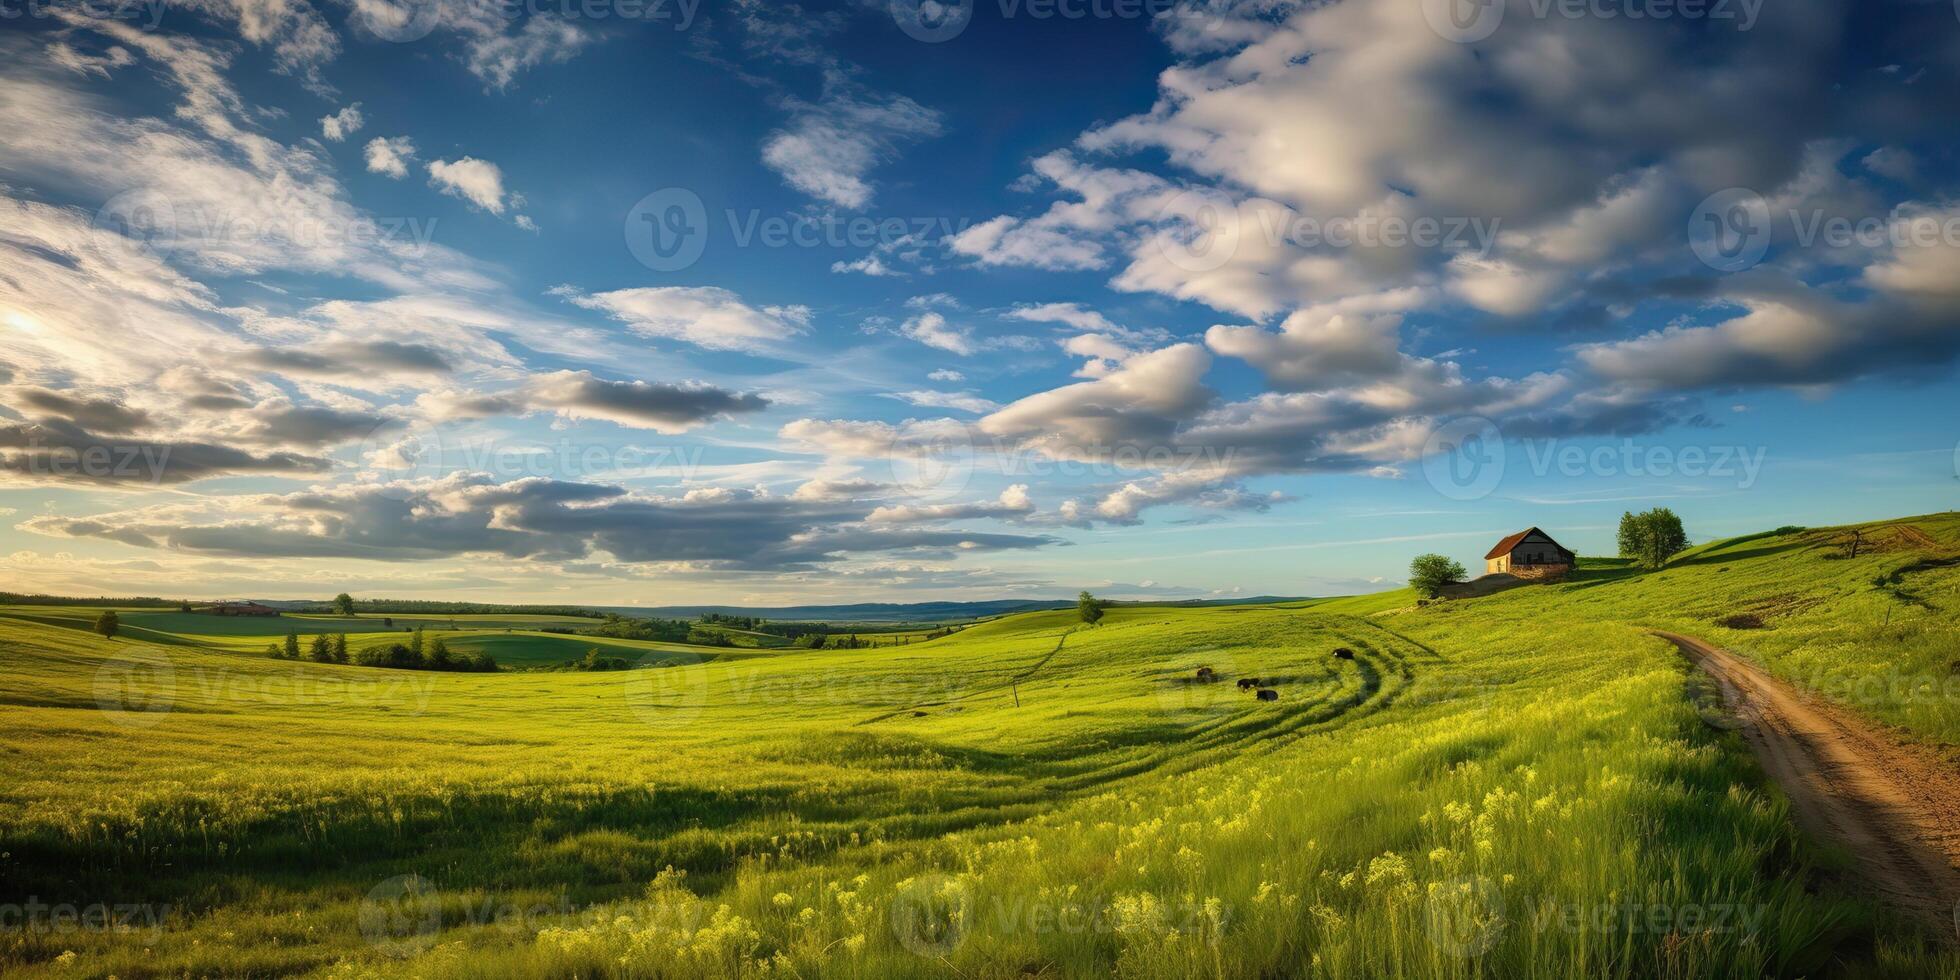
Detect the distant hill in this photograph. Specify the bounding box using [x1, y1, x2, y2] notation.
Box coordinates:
[598, 595, 1306, 624]
[6, 593, 1306, 624]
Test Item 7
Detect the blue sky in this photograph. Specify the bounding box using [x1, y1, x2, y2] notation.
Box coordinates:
[0, 0, 1957, 605]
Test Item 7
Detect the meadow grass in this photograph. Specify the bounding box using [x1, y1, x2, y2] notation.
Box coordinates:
[3, 514, 1958, 976]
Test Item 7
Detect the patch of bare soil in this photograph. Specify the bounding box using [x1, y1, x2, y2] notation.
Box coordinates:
[1657, 631, 1960, 942]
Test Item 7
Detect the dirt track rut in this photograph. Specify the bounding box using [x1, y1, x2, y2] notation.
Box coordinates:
[1656, 631, 1960, 940]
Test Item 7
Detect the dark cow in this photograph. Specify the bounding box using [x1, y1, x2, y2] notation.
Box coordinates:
[1333, 647, 1355, 660]
[1236, 678, 1260, 690]
[1195, 666, 1215, 681]
[1255, 689, 1279, 702]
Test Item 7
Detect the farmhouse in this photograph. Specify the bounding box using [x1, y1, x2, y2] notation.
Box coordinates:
[206, 601, 281, 617]
[1484, 528, 1575, 580]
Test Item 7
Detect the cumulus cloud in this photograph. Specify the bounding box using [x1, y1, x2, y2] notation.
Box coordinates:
[23, 474, 1058, 569]
[524, 371, 769, 432]
[0, 419, 331, 487]
[364, 136, 415, 178]
[779, 417, 971, 460]
[242, 340, 454, 377]
[981, 343, 1215, 456]
[5, 387, 152, 434]
[427, 156, 514, 213]
[416, 370, 769, 433]
[898, 312, 976, 356]
[867, 484, 1034, 524]
[561, 286, 810, 353]
[320, 103, 363, 141]
[1205, 312, 1406, 393]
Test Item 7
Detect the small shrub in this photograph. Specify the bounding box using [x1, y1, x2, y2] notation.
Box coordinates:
[1715, 613, 1765, 630]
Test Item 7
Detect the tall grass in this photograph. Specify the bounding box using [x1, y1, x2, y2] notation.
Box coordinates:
[3, 514, 1959, 976]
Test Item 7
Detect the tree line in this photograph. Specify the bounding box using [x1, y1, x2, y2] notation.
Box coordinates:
[265, 627, 497, 672]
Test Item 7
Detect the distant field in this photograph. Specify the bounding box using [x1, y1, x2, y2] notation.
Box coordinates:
[3, 514, 1959, 976]
[124, 610, 601, 636]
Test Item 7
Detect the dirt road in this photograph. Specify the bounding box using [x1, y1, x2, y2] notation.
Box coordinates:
[1655, 631, 1960, 939]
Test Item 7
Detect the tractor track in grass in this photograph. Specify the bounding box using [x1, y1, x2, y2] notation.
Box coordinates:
[1656, 631, 1960, 941]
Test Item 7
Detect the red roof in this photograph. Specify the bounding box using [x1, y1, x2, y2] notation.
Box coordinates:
[1485, 527, 1572, 560]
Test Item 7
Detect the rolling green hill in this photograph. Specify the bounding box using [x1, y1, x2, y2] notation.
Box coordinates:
[2, 513, 1957, 977]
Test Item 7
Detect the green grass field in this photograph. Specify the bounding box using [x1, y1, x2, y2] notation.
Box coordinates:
[4, 514, 1959, 976]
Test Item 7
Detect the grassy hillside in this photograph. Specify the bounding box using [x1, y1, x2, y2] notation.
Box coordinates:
[2, 514, 1958, 976]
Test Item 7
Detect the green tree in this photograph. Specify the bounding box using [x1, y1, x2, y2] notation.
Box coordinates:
[1409, 554, 1468, 599]
[309, 634, 334, 662]
[424, 635, 451, 668]
[93, 610, 120, 639]
[1078, 590, 1105, 626]
[333, 592, 356, 616]
[331, 633, 349, 663]
[283, 631, 300, 659]
[409, 627, 425, 658]
[1618, 508, 1689, 569]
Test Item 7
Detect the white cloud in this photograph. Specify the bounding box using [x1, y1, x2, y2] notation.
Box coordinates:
[466, 16, 592, 91]
[867, 485, 1035, 524]
[887, 389, 1000, 414]
[898, 312, 976, 356]
[561, 286, 811, 353]
[762, 72, 942, 208]
[427, 156, 512, 213]
[1004, 302, 1121, 334]
[320, 103, 364, 141]
[364, 136, 416, 178]
[45, 42, 134, 78]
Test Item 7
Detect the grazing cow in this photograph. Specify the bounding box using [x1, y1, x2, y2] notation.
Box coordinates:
[1237, 678, 1259, 690]
[1333, 647, 1355, 660]
[1195, 666, 1215, 680]
[1255, 689, 1279, 702]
